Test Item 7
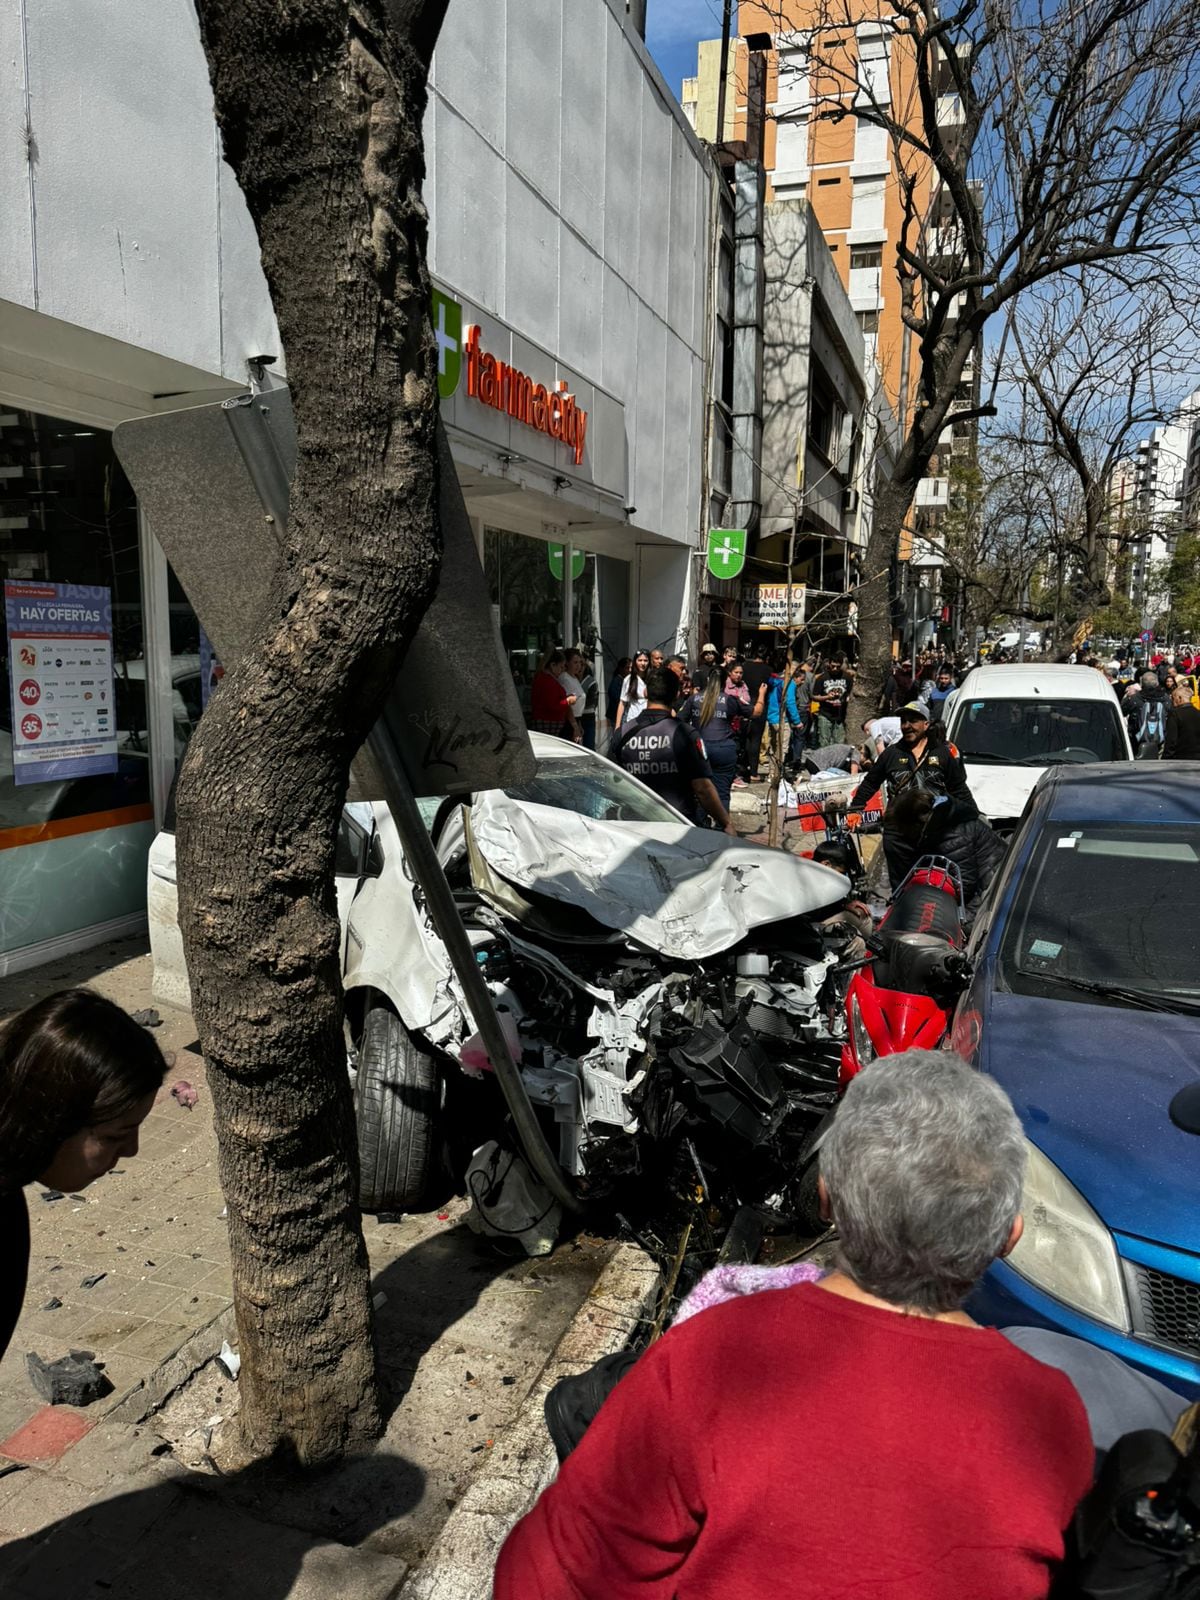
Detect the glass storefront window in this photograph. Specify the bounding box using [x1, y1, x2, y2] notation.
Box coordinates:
[0, 410, 151, 837]
[483, 527, 597, 715]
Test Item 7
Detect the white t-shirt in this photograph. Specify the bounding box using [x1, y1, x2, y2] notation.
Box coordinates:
[619, 674, 648, 725]
[558, 672, 584, 716]
[866, 716, 902, 751]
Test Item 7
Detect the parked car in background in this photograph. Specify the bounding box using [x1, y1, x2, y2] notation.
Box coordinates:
[957, 764, 1200, 1397]
[945, 663, 1131, 833]
[995, 629, 1042, 653]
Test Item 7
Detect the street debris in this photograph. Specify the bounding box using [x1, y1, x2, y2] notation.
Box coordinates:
[217, 1340, 241, 1380]
[79, 1272, 107, 1289]
[170, 1079, 199, 1110]
[40, 1297, 62, 1311]
[39, 1188, 64, 1203]
[26, 1349, 113, 1407]
[130, 1008, 162, 1027]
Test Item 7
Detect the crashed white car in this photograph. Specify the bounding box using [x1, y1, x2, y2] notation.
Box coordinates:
[148, 735, 852, 1234]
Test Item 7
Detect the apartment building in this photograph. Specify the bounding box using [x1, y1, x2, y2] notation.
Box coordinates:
[685, 7, 978, 630]
[1128, 395, 1200, 619]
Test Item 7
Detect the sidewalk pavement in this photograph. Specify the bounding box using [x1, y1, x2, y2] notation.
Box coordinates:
[0, 936, 655, 1597]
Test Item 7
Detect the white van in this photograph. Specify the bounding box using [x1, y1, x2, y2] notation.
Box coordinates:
[945, 664, 1132, 830]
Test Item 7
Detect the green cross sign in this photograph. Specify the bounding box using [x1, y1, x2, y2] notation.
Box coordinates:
[431, 289, 463, 399]
[707, 528, 747, 580]
[548, 543, 586, 581]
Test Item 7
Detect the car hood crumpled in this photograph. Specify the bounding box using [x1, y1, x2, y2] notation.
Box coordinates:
[468, 793, 848, 960]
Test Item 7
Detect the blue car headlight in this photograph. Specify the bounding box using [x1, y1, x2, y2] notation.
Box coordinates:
[1006, 1141, 1131, 1333]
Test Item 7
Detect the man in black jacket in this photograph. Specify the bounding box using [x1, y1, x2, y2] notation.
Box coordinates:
[885, 788, 1006, 914]
[844, 701, 978, 891]
[848, 702, 976, 810]
[1163, 686, 1200, 760]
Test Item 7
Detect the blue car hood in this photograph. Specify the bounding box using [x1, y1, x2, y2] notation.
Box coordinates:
[981, 992, 1200, 1255]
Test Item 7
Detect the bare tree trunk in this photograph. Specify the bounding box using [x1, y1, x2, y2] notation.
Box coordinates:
[176, 0, 448, 1465]
[850, 475, 917, 728]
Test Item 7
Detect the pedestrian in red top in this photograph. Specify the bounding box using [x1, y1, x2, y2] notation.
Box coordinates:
[494, 1050, 1093, 1600]
[529, 648, 578, 740]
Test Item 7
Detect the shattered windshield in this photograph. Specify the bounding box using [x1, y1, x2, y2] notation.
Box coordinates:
[951, 698, 1124, 764]
[1001, 824, 1200, 1008]
[503, 755, 685, 825]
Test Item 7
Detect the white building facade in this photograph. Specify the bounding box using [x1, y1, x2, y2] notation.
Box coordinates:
[0, 0, 715, 973]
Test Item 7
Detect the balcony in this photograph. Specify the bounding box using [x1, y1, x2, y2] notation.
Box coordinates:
[914, 476, 950, 509]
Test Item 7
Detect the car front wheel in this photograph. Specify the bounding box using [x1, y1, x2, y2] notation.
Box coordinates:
[354, 997, 440, 1213]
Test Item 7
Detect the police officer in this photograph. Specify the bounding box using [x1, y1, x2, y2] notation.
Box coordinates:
[610, 668, 735, 833]
[842, 700, 977, 889]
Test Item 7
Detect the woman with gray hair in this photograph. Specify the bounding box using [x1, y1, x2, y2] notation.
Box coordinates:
[818, 1046, 1027, 1314]
[496, 1049, 1095, 1600]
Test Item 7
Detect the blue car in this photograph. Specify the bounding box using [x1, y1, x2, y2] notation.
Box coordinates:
[958, 763, 1200, 1397]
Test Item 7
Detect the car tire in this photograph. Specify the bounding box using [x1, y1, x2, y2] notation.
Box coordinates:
[355, 997, 440, 1213]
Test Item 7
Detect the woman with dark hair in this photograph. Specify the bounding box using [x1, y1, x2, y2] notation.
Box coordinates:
[1, 988, 167, 1360]
[679, 668, 739, 817]
[614, 649, 650, 733]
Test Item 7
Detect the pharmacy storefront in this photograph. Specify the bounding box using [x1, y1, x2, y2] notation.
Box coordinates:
[432, 284, 639, 720]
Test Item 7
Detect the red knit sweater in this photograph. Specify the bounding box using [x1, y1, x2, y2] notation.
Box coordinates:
[494, 1282, 1093, 1600]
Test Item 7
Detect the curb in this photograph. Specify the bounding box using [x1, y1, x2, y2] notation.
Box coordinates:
[104, 1304, 236, 1427]
[398, 1242, 660, 1600]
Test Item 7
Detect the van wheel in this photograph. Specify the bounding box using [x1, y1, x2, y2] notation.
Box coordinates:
[354, 998, 440, 1213]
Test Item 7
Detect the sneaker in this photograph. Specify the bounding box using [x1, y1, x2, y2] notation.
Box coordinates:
[732, 777, 748, 789]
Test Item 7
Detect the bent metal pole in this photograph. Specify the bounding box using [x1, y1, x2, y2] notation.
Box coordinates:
[365, 720, 582, 1215]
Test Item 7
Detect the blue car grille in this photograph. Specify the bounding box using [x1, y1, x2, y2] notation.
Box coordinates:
[1130, 1265, 1200, 1356]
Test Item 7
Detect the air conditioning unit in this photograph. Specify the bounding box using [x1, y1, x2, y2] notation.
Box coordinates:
[842, 487, 859, 514]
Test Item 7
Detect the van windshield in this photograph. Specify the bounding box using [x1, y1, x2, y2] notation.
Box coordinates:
[951, 698, 1125, 765]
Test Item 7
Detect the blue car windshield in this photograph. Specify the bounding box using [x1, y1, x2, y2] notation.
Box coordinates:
[1000, 823, 1200, 1007]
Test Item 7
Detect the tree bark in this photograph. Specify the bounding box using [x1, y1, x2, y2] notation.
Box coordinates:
[178, 0, 448, 1464]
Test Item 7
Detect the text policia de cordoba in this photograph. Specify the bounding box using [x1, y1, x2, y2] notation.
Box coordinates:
[464, 325, 589, 466]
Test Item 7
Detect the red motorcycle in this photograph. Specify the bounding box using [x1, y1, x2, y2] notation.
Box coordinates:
[790, 855, 973, 1231]
[840, 856, 971, 1084]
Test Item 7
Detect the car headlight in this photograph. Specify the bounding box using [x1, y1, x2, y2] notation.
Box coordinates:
[848, 993, 876, 1067]
[1006, 1141, 1130, 1332]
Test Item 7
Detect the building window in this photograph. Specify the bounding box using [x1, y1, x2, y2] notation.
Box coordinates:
[808, 377, 846, 460]
[857, 309, 880, 332]
[849, 246, 882, 270]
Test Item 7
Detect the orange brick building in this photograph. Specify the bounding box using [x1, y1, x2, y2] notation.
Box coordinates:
[734, 1, 937, 434]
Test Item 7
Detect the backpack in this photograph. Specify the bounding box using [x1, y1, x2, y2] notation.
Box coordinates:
[1057, 1422, 1200, 1599]
[1137, 697, 1167, 759]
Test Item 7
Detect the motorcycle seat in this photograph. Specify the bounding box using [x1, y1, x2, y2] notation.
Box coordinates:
[875, 931, 958, 994]
[882, 884, 963, 946]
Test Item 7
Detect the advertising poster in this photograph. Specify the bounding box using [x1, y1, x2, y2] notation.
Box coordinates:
[5, 581, 118, 786]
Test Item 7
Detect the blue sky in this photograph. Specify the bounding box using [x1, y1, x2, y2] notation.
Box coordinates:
[644, 0, 728, 101]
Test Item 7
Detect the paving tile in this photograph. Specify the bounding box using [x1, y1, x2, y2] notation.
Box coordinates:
[0, 1408, 93, 1464]
[196, 1264, 234, 1297]
[145, 1254, 214, 1292]
[0, 1466, 95, 1541]
[73, 1311, 148, 1348]
[106, 1319, 192, 1365]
